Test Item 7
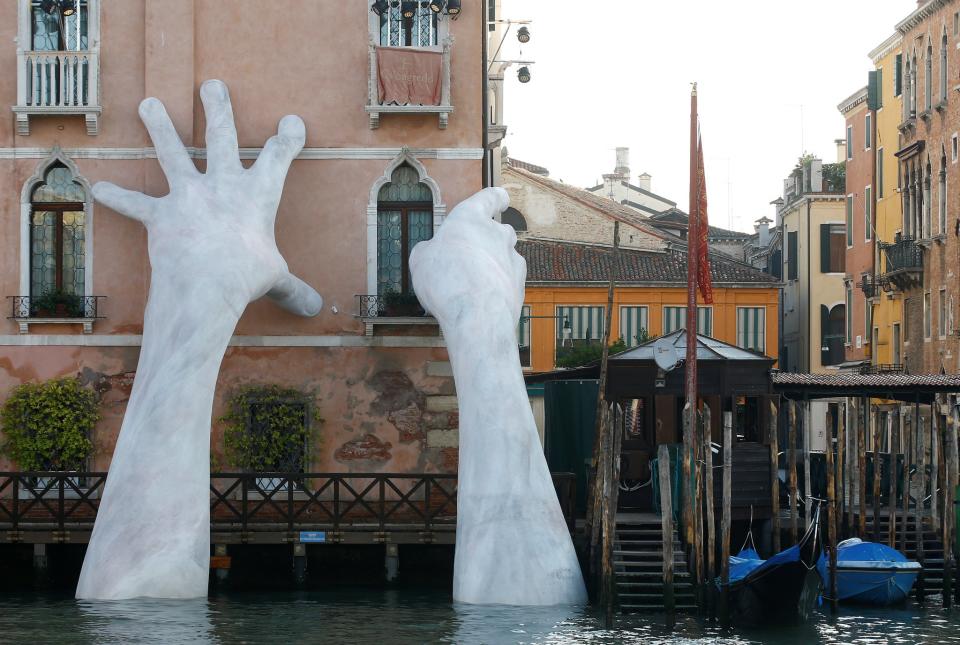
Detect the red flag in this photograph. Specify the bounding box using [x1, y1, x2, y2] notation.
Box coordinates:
[695, 133, 714, 304]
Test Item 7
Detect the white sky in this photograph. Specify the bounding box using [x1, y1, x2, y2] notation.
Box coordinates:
[499, 0, 916, 234]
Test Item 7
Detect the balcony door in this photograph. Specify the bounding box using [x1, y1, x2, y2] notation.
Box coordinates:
[376, 164, 433, 296]
[30, 163, 86, 299]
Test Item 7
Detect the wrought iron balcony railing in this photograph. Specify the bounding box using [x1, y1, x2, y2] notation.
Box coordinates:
[860, 363, 905, 375]
[856, 275, 889, 298]
[8, 295, 105, 334]
[355, 294, 427, 318]
[880, 237, 924, 290]
[8, 295, 104, 319]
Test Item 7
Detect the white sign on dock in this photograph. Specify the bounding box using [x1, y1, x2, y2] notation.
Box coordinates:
[299, 531, 326, 543]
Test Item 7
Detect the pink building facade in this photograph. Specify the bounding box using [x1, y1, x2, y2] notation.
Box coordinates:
[0, 1, 485, 474]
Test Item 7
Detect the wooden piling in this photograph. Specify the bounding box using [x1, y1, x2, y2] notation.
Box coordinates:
[702, 402, 716, 613]
[769, 398, 781, 553]
[803, 399, 812, 526]
[873, 406, 882, 542]
[693, 408, 704, 596]
[859, 397, 868, 537]
[837, 401, 846, 539]
[914, 409, 925, 603]
[901, 411, 913, 554]
[931, 405, 940, 528]
[889, 412, 897, 549]
[826, 406, 838, 614]
[939, 398, 952, 607]
[682, 402, 694, 549]
[658, 444, 676, 625]
[945, 396, 959, 605]
[721, 410, 733, 627]
[602, 403, 624, 626]
[788, 400, 798, 543]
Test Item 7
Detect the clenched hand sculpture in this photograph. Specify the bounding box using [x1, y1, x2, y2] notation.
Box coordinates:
[410, 188, 587, 605]
[76, 80, 322, 599]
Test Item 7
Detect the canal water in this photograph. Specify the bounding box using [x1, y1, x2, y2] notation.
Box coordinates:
[2, 589, 960, 644]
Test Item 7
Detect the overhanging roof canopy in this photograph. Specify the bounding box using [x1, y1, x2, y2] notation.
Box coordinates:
[772, 371, 960, 403]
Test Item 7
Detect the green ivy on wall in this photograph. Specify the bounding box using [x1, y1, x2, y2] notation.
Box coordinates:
[0, 377, 98, 471]
[221, 385, 321, 472]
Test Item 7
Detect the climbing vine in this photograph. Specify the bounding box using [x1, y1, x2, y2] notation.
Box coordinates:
[221, 385, 321, 472]
[0, 377, 98, 471]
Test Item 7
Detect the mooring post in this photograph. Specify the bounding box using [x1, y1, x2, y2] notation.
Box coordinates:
[947, 396, 959, 605]
[901, 411, 913, 553]
[682, 402, 694, 550]
[859, 397, 868, 537]
[603, 402, 624, 626]
[721, 409, 732, 628]
[930, 396, 953, 607]
[889, 412, 898, 549]
[658, 444, 676, 628]
[931, 403, 940, 530]
[769, 398, 781, 553]
[788, 400, 798, 542]
[693, 407, 704, 611]
[914, 410, 925, 603]
[803, 398, 812, 527]
[702, 402, 715, 617]
[385, 543, 399, 582]
[872, 404, 882, 543]
[213, 543, 230, 583]
[837, 401, 846, 540]
[826, 407, 838, 614]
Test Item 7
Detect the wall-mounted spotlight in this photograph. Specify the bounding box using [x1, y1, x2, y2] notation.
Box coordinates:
[447, 0, 461, 16]
[371, 0, 389, 16]
[429, 0, 445, 12]
[517, 26, 530, 43]
[401, 0, 417, 18]
[60, 0, 76, 16]
[517, 66, 531, 83]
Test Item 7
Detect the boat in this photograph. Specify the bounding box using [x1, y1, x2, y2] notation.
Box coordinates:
[816, 538, 921, 605]
[722, 506, 821, 624]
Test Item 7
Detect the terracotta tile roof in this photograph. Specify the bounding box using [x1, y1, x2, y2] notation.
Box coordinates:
[772, 372, 960, 390]
[517, 238, 779, 285]
[649, 209, 752, 241]
[505, 166, 669, 242]
[506, 157, 550, 176]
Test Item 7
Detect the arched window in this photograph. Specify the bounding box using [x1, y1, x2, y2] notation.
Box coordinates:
[377, 163, 433, 295]
[941, 31, 949, 103]
[501, 206, 528, 232]
[925, 42, 933, 111]
[940, 150, 948, 235]
[30, 163, 86, 298]
[821, 303, 845, 366]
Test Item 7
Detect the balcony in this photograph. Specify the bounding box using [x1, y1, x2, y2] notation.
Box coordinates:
[880, 236, 924, 291]
[366, 39, 452, 130]
[13, 50, 100, 135]
[860, 364, 905, 375]
[354, 294, 437, 337]
[8, 295, 105, 334]
[856, 274, 888, 298]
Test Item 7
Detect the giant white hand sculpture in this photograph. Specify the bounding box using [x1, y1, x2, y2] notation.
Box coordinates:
[76, 80, 322, 600]
[410, 188, 587, 605]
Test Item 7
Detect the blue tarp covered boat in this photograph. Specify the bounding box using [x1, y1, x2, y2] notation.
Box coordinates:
[722, 507, 821, 624]
[817, 538, 921, 605]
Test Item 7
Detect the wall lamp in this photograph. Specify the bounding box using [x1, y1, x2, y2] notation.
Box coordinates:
[517, 66, 531, 83]
[517, 26, 530, 43]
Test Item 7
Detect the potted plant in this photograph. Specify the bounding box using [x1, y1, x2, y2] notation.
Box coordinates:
[30, 289, 84, 318]
[221, 385, 321, 492]
[380, 288, 424, 317]
[1, 377, 98, 489]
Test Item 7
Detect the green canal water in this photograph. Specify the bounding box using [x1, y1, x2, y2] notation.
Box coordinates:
[2, 589, 960, 644]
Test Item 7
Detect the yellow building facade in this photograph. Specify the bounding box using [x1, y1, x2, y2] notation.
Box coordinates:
[869, 34, 905, 367]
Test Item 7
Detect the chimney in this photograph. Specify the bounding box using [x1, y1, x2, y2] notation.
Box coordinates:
[755, 216, 772, 247]
[614, 147, 630, 178]
[637, 172, 652, 192]
[835, 138, 846, 164]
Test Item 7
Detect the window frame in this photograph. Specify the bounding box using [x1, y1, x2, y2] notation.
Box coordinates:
[845, 195, 854, 248]
[846, 125, 854, 160]
[953, 133, 959, 163]
[518, 304, 532, 369]
[736, 306, 766, 354]
[864, 185, 872, 242]
[864, 113, 872, 150]
[662, 305, 712, 337]
[877, 147, 884, 198]
[375, 5, 442, 48]
[845, 286, 853, 346]
[924, 291, 932, 340]
[939, 288, 948, 340]
[618, 305, 650, 348]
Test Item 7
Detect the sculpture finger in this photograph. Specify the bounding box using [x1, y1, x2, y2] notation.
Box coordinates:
[200, 80, 242, 175]
[139, 97, 198, 181]
[446, 187, 510, 225]
[92, 181, 160, 224]
[253, 115, 306, 189]
[266, 271, 323, 317]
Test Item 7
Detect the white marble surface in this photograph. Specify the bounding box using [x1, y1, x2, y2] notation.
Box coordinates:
[76, 80, 322, 600]
[410, 188, 587, 605]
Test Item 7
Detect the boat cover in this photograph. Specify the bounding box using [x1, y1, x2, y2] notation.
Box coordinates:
[816, 538, 921, 604]
[728, 544, 802, 585]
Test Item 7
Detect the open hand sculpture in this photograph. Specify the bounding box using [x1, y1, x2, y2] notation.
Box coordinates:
[76, 80, 322, 600]
[410, 188, 587, 605]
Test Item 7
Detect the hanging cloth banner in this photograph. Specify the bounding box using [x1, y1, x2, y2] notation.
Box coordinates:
[376, 46, 442, 106]
[695, 133, 714, 305]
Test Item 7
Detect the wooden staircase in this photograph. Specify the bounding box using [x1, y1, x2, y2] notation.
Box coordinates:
[858, 514, 947, 595]
[613, 514, 697, 612]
